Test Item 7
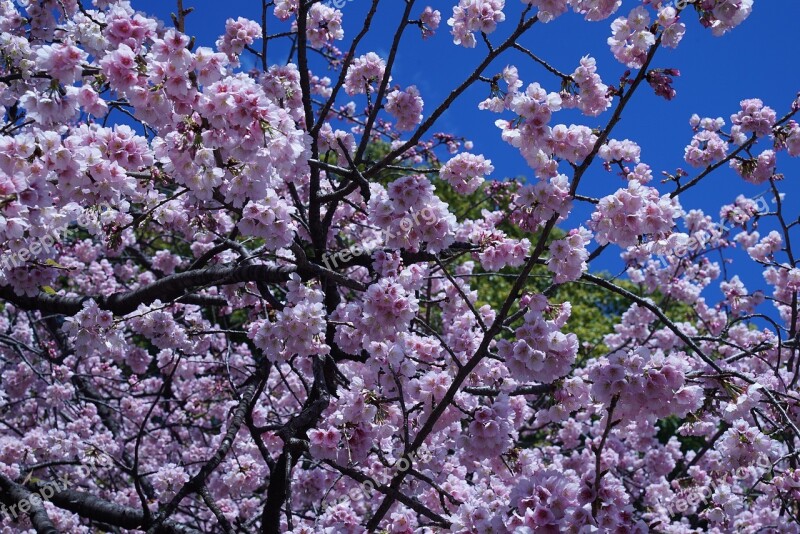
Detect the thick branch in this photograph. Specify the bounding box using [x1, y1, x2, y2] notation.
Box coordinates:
[0, 261, 364, 317]
[0, 473, 58, 534]
[27, 482, 201, 534]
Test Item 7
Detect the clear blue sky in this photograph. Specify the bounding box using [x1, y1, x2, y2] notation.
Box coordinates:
[134, 0, 800, 300]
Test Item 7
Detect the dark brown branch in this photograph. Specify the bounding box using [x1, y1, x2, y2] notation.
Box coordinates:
[365, 30, 665, 530]
[581, 272, 723, 372]
[0, 259, 365, 317]
[353, 0, 416, 164]
[0, 473, 58, 534]
[261, 355, 333, 533]
[324, 461, 451, 527]
[146, 367, 269, 533]
[311, 0, 381, 137]
[463, 384, 553, 396]
[26, 481, 201, 534]
[363, 12, 538, 179]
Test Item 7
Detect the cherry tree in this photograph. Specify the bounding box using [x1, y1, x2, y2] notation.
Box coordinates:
[1, 0, 800, 532]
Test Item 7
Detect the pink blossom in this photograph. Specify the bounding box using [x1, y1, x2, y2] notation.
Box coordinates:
[104, 8, 157, 50]
[730, 149, 776, 184]
[306, 3, 344, 49]
[274, 0, 298, 20]
[731, 98, 777, 137]
[608, 7, 656, 68]
[784, 121, 800, 156]
[99, 43, 141, 92]
[523, 0, 569, 23]
[707, 0, 753, 36]
[385, 86, 424, 132]
[448, 0, 506, 48]
[237, 191, 297, 249]
[589, 180, 681, 247]
[440, 152, 493, 194]
[216, 17, 262, 64]
[563, 56, 612, 116]
[35, 42, 87, 84]
[548, 227, 592, 283]
[571, 0, 621, 21]
[344, 52, 386, 95]
[419, 7, 442, 38]
[497, 299, 578, 383]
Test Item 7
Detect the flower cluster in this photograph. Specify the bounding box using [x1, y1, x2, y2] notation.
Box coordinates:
[589, 180, 681, 248]
[1, 1, 799, 533]
[730, 98, 777, 137]
[130, 302, 195, 353]
[419, 6, 442, 38]
[704, 0, 753, 36]
[368, 175, 457, 253]
[152, 464, 190, 502]
[717, 418, 776, 469]
[238, 192, 298, 249]
[730, 149, 776, 184]
[571, 0, 621, 21]
[646, 68, 680, 101]
[548, 227, 592, 284]
[439, 152, 493, 194]
[62, 299, 122, 355]
[589, 347, 703, 422]
[507, 469, 583, 530]
[608, 6, 656, 68]
[344, 52, 386, 95]
[385, 86, 424, 132]
[783, 121, 800, 156]
[598, 138, 641, 163]
[306, 3, 344, 49]
[746, 230, 782, 262]
[684, 115, 729, 167]
[488, 75, 576, 174]
[763, 264, 800, 323]
[496, 296, 578, 383]
[249, 276, 329, 361]
[524, 0, 569, 23]
[332, 279, 419, 352]
[459, 395, 515, 459]
[34, 42, 87, 84]
[459, 215, 530, 271]
[104, 5, 157, 50]
[448, 0, 506, 48]
[98, 44, 141, 92]
[562, 56, 612, 117]
[216, 17, 262, 64]
[274, 0, 298, 20]
[511, 174, 573, 230]
[657, 5, 686, 48]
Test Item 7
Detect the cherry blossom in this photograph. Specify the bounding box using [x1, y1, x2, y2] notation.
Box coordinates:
[0, 1, 798, 533]
[448, 0, 506, 48]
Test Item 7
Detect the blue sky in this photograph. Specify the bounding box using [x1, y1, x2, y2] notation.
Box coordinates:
[133, 0, 799, 301]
